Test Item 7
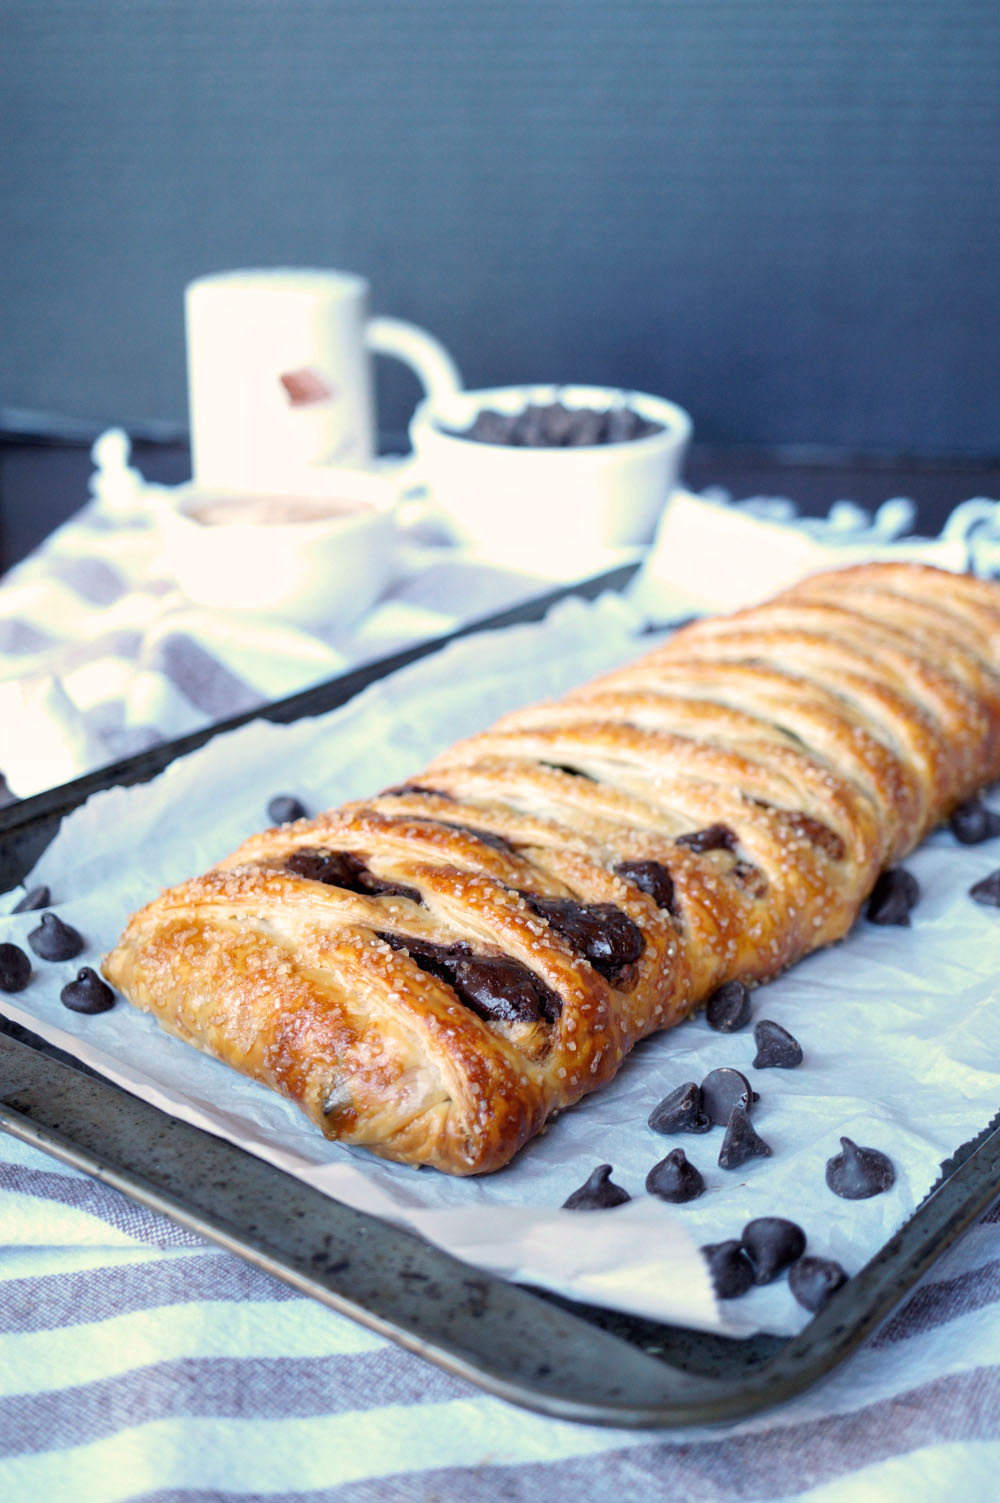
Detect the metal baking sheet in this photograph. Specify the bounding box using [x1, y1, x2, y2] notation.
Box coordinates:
[2, 567, 999, 1427]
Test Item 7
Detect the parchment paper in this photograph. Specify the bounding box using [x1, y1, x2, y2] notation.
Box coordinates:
[3, 587, 1000, 1340]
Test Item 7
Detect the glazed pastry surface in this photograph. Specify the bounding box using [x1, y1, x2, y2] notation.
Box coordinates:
[103, 563, 1000, 1174]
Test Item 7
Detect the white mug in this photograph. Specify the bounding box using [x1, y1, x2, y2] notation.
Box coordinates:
[185, 268, 462, 487]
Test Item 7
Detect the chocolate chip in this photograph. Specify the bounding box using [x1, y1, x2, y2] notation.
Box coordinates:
[27, 912, 84, 962]
[788, 1255, 848, 1312]
[866, 866, 919, 925]
[701, 1239, 754, 1299]
[677, 823, 738, 854]
[825, 1136, 896, 1199]
[565, 407, 607, 446]
[970, 869, 1000, 907]
[614, 859, 675, 913]
[752, 1018, 803, 1069]
[718, 1105, 772, 1169]
[12, 885, 50, 913]
[0, 943, 31, 992]
[705, 980, 753, 1032]
[287, 848, 421, 904]
[562, 1164, 631, 1210]
[525, 896, 644, 983]
[60, 967, 115, 1014]
[377, 932, 561, 1023]
[701, 1066, 757, 1125]
[741, 1217, 807, 1284]
[445, 401, 663, 449]
[645, 1147, 706, 1203]
[267, 794, 307, 824]
[648, 1081, 712, 1135]
[950, 797, 1000, 845]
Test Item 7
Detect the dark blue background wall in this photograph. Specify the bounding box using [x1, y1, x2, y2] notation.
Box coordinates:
[2, 1, 998, 454]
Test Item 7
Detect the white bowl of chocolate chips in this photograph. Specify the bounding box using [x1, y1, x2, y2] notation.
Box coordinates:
[408, 383, 692, 565]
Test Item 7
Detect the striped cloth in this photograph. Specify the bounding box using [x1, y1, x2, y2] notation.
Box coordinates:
[4, 1126, 1000, 1499]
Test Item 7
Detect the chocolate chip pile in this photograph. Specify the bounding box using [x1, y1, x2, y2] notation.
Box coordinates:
[442, 399, 664, 448]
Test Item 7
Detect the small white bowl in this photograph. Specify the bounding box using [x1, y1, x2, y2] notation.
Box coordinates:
[408, 383, 692, 563]
[153, 467, 398, 627]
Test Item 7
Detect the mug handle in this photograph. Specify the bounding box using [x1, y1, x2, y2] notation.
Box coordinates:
[366, 316, 463, 400]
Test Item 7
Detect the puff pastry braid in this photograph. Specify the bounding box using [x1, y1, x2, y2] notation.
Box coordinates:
[103, 562, 1000, 1174]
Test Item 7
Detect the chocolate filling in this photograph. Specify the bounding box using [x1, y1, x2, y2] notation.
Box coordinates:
[614, 859, 676, 913]
[376, 932, 561, 1023]
[782, 811, 846, 861]
[430, 820, 514, 853]
[676, 823, 738, 854]
[380, 783, 454, 800]
[523, 895, 644, 983]
[751, 800, 846, 861]
[285, 847, 421, 904]
[731, 860, 769, 898]
[540, 762, 597, 781]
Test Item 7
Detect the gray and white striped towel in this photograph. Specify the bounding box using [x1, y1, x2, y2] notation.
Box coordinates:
[4, 1125, 1000, 1499]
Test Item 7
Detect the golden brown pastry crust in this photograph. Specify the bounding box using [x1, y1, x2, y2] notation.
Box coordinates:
[103, 562, 1000, 1175]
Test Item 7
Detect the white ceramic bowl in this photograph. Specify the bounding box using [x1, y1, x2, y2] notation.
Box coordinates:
[408, 383, 692, 562]
[153, 467, 398, 626]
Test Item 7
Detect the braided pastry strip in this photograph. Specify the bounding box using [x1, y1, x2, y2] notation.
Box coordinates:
[103, 562, 1000, 1175]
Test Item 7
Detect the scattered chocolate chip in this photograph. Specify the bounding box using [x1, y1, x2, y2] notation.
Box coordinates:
[648, 1081, 712, 1135]
[27, 912, 84, 962]
[60, 967, 115, 1014]
[752, 1018, 803, 1069]
[718, 1105, 772, 1169]
[970, 869, 1000, 907]
[0, 943, 31, 993]
[866, 866, 919, 925]
[12, 885, 50, 913]
[705, 979, 753, 1032]
[267, 794, 308, 824]
[950, 797, 1000, 845]
[524, 896, 644, 983]
[646, 1147, 706, 1203]
[614, 859, 676, 913]
[701, 1066, 757, 1125]
[562, 1164, 631, 1210]
[701, 1239, 754, 1299]
[788, 1255, 848, 1312]
[825, 1136, 896, 1199]
[741, 1217, 807, 1284]
[677, 823, 738, 854]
